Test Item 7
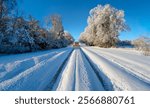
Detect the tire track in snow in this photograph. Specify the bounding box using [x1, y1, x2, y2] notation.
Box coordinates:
[0, 48, 73, 91]
[52, 50, 76, 91]
[44, 49, 74, 91]
[80, 48, 114, 91]
[75, 49, 104, 91]
[73, 52, 77, 91]
[0, 48, 71, 83]
[53, 48, 105, 91]
[0, 52, 57, 82]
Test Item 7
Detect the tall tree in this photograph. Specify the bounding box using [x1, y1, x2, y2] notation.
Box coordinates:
[50, 14, 64, 39]
[80, 4, 129, 47]
[0, 0, 17, 18]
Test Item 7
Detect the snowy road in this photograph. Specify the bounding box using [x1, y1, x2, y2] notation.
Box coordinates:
[52, 49, 105, 91]
[0, 46, 150, 91]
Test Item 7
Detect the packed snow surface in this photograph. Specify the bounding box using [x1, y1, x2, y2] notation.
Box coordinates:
[53, 49, 104, 91]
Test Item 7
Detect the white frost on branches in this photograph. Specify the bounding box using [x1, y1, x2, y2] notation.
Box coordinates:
[132, 36, 150, 56]
[80, 4, 128, 47]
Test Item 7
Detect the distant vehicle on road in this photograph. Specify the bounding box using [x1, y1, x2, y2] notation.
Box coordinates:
[73, 42, 80, 48]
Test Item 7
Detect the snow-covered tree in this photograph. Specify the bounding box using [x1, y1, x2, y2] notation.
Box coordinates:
[50, 15, 64, 39]
[0, 17, 32, 53]
[79, 4, 128, 47]
[0, 0, 18, 53]
[44, 14, 63, 48]
[132, 36, 150, 56]
[63, 31, 74, 45]
[46, 14, 73, 48]
[0, 0, 17, 36]
[0, 0, 17, 18]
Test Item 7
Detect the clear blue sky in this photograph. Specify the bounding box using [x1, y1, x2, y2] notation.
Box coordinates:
[19, 0, 150, 41]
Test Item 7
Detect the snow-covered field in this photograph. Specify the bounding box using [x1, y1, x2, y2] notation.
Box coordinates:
[0, 46, 150, 91]
[82, 47, 150, 90]
[0, 47, 73, 90]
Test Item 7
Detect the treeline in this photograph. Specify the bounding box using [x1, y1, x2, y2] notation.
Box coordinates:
[0, 0, 74, 53]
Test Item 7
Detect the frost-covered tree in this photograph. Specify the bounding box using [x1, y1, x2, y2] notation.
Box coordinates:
[80, 4, 128, 47]
[0, 0, 18, 53]
[28, 16, 44, 50]
[0, 0, 17, 37]
[12, 17, 35, 52]
[50, 15, 64, 39]
[47, 14, 72, 48]
[132, 36, 150, 49]
[0, 17, 33, 53]
[63, 31, 74, 45]
[0, 0, 16, 33]
[0, 0, 17, 18]
[43, 14, 74, 49]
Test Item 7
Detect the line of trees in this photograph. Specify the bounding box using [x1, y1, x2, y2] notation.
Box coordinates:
[79, 4, 129, 48]
[0, 0, 74, 53]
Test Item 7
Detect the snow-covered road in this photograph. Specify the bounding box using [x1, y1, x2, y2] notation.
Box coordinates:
[0, 46, 150, 91]
[52, 49, 105, 91]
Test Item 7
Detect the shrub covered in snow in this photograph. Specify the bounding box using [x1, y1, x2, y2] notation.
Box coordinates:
[0, 15, 48, 53]
[132, 36, 150, 56]
[63, 31, 74, 45]
[79, 4, 128, 48]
